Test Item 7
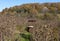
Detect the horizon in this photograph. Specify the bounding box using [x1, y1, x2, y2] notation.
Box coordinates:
[0, 0, 60, 12]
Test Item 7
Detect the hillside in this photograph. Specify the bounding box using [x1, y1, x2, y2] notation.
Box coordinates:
[0, 3, 60, 41]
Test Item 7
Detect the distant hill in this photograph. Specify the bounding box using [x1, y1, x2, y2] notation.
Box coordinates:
[1, 3, 60, 15]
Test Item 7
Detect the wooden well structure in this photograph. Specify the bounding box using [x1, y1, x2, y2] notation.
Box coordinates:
[26, 14, 37, 41]
[26, 14, 36, 32]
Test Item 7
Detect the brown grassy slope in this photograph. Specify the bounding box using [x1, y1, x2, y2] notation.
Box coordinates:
[0, 3, 60, 41]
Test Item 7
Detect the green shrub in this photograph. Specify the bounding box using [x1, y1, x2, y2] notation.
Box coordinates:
[20, 32, 31, 41]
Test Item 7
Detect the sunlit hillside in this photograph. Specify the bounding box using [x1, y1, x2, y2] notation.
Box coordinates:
[0, 3, 60, 41]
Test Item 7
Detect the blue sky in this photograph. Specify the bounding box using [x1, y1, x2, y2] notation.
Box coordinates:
[0, 0, 60, 12]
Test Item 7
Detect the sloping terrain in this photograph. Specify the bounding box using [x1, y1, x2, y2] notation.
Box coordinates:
[0, 3, 60, 41]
